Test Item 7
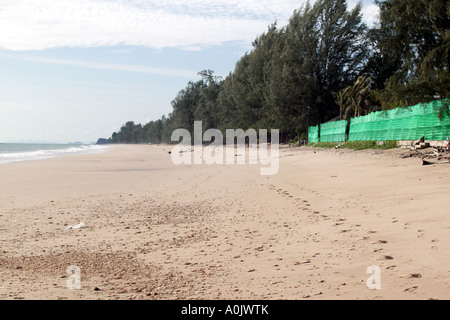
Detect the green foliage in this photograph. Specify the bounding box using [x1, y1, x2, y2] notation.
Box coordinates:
[340, 141, 377, 150]
[373, 0, 450, 108]
[309, 140, 398, 150]
[340, 140, 398, 150]
[336, 75, 374, 119]
[116, 121, 141, 144]
[105, 0, 449, 146]
[380, 140, 400, 149]
[283, 0, 369, 126]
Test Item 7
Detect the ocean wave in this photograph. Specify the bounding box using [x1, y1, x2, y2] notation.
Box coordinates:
[0, 145, 108, 164]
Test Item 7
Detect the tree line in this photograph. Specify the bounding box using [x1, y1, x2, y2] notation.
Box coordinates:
[102, 0, 449, 145]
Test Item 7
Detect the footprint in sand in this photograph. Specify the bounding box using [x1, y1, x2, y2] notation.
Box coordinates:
[386, 265, 396, 270]
[404, 286, 418, 293]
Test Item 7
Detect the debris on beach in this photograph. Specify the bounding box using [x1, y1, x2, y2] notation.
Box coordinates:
[401, 145, 450, 165]
[422, 159, 450, 166]
[66, 222, 86, 230]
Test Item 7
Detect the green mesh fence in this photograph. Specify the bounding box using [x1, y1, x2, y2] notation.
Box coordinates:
[308, 125, 319, 143]
[349, 99, 450, 141]
[320, 120, 348, 142]
[308, 99, 449, 144]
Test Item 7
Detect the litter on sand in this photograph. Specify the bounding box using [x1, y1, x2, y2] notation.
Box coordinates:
[66, 222, 86, 230]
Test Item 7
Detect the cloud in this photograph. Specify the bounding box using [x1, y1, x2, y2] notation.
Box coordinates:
[0, 0, 299, 51]
[361, 4, 380, 26]
[0, 53, 199, 78]
[0, 0, 379, 52]
[348, 1, 380, 26]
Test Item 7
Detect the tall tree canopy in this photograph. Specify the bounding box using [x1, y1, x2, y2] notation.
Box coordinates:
[373, 0, 450, 107]
[105, 0, 449, 145]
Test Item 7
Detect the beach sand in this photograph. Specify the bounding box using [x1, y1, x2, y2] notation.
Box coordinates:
[0, 144, 449, 300]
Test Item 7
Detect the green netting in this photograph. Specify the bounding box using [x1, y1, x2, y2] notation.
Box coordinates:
[308, 125, 319, 143]
[348, 99, 450, 141]
[320, 120, 348, 142]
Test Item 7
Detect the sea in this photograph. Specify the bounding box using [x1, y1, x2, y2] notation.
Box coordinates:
[0, 143, 108, 164]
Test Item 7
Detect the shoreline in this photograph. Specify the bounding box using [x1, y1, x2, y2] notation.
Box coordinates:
[0, 144, 449, 300]
[0, 144, 109, 166]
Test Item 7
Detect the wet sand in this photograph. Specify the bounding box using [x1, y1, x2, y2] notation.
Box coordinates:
[0, 144, 449, 300]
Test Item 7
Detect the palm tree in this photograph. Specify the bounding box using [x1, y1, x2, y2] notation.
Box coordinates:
[334, 89, 351, 120]
[335, 75, 372, 119]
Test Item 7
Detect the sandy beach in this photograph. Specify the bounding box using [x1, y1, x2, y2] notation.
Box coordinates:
[0, 144, 449, 300]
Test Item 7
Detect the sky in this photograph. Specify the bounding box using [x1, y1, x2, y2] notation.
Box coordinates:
[0, 0, 380, 144]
